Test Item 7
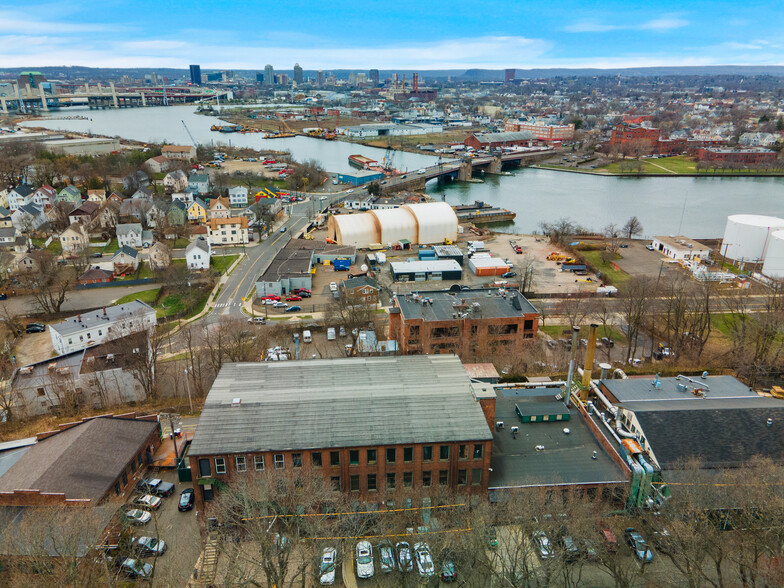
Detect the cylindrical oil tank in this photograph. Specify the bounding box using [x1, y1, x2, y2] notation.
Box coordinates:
[762, 229, 784, 278]
[722, 215, 784, 262]
[402, 202, 458, 245]
[371, 207, 418, 245]
[327, 213, 380, 247]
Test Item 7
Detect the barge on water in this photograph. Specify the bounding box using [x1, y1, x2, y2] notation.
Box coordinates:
[348, 154, 378, 169]
[453, 201, 517, 224]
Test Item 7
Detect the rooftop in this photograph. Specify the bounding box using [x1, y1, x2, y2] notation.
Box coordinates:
[395, 288, 538, 322]
[258, 247, 313, 282]
[390, 259, 462, 274]
[489, 387, 627, 489]
[189, 356, 493, 456]
[652, 235, 711, 252]
[600, 375, 756, 404]
[472, 131, 535, 143]
[49, 300, 155, 338]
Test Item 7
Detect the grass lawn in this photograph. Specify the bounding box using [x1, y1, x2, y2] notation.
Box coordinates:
[135, 263, 154, 279]
[182, 291, 210, 319]
[169, 238, 190, 249]
[581, 250, 630, 286]
[211, 254, 240, 274]
[711, 312, 740, 338]
[599, 155, 783, 176]
[103, 238, 119, 254]
[540, 324, 572, 338]
[31, 237, 61, 254]
[115, 287, 160, 305]
[598, 324, 627, 343]
[160, 294, 187, 317]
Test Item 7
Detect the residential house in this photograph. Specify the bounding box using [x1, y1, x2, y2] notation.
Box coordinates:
[0, 227, 17, 248]
[228, 186, 249, 208]
[68, 201, 100, 225]
[161, 145, 197, 161]
[185, 237, 211, 270]
[107, 192, 123, 204]
[167, 201, 187, 226]
[7, 185, 34, 211]
[147, 241, 170, 270]
[341, 276, 381, 305]
[144, 155, 171, 173]
[0, 207, 12, 228]
[11, 203, 46, 232]
[145, 203, 165, 228]
[0, 189, 8, 209]
[57, 185, 82, 206]
[78, 267, 113, 285]
[116, 223, 143, 249]
[187, 198, 207, 223]
[209, 196, 231, 220]
[15, 254, 37, 273]
[60, 223, 89, 254]
[207, 217, 249, 245]
[31, 185, 56, 208]
[86, 189, 106, 203]
[163, 169, 188, 193]
[91, 201, 119, 230]
[188, 174, 210, 196]
[118, 199, 143, 222]
[171, 192, 193, 205]
[131, 187, 154, 202]
[123, 170, 149, 191]
[112, 247, 139, 275]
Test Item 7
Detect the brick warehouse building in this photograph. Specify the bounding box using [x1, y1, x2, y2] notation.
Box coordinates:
[388, 288, 539, 358]
[697, 148, 778, 166]
[188, 356, 494, 512]
[609, 122, 661, 151]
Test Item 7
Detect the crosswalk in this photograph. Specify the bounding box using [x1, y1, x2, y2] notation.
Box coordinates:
[213, 302, 241, 308]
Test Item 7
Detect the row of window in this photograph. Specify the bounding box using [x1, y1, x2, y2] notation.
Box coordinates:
[210, 444, 485, 476]
[347, 468, 483, 492]
[113, 451, 146, 496]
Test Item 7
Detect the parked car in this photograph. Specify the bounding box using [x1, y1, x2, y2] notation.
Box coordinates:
[297, 290, 311, 298]
[561, 536, 580, 561]
[91, 252, 103, 258]
[280, 226, 287, 233]
[0, 293, 6, 300]
[116, 557, 153, 579]
[133, 494, 162, 510]
[248, 316, 266, 324]
[625, 528, 654, 563]
[178, 488, 195, 511]
[155, 481, 175, 497]
[414, 543, 435, 577]
[599, 523, 618, 551]
[486, 526, 498, 549]
[135, 478, 161, 494]
[285, 295, 302, 301]
[396, 541, 413, 572]
[502, 271, 517, 278]
[441, 558, 457, 582]
[355, 540, 374, 579]
[273, 301, 287, 308]
[123, 509, 151, 526]
[339, 326, 347, 337]
[646, 244, 655, 251]
[129, 536, 167, 556]
[329, 282, 338, 292]
[285, 305, 301, 312]
[532, 531, 554, 559]
[378, 541, 395, 573]
[600, 337, 615, 348]
[319, 547, 337, 585]
[25, 323, 46, 334]
[261, 294, 281, 301]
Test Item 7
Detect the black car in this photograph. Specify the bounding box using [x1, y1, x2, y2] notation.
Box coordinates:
[178, 488, 195, 511]
[91, 252, 103, 258]
[502, 271, 517, 278]
[0, 293, 6, 300]
[25, 323, 46, 334]
[155, 481, 175, 497]
[136, 478, 161, 494]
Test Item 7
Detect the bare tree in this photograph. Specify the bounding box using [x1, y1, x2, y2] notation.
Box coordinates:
[621, 216, 644, 240]
[19, 251, 71, 315]
[620, 276, 654, 362]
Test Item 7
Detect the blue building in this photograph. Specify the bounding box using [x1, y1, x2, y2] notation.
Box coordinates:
[338, 170, 384, 186]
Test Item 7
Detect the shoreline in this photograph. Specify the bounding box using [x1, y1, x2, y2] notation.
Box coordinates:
[532, 164, 784, 179]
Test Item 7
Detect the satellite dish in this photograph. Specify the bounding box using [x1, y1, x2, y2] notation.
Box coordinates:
[361, 264, 368, 272]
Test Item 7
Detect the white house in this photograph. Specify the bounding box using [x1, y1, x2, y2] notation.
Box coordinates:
[60, 223, 89, 254]
[161, 145, 197, 161]
[228, 186, 249, 208]
[48, 300, 157, 355]
[207, 217, 249, 245]
[188, 174, 210, 195]
[171, 192, 193, 205]
[31, 186, 56, 208]
[11, 203, 46, 232]
[208, 197, 231, 220]
[185, 237, 211, 270]
[116, 223, 144, 248]
[7, 185, 34, 211]
[164, 169, 189, 193]
[144, 155, 171, 174]
[112, 246, 140, 274]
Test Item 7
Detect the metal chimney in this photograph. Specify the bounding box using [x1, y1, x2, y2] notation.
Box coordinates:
[599, 362, 612, 380]
[581, 324, 599, 394]
[564, 326, 580, 403]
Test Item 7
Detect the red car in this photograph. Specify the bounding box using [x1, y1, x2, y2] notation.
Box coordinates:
[285, 295, 302, 302]
[262, 159, 276, 164]
[261, 295, 280, 301]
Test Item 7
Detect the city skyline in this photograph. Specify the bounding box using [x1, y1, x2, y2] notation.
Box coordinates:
[0, 1, 782, 70]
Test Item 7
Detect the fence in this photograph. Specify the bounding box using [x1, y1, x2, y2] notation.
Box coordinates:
[76, 277, 157, 290]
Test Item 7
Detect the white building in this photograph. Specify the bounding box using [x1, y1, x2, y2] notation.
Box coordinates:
[164, 169, 189, 193]
[207, 217, 249, 245]
[49, 300, 157, 355]
[228, 186, 249, 208]
[116, 223, 143, 249]
[651, 236, 712, 261]
[185, 237, 211, 270]
[60, 223, 89, 254]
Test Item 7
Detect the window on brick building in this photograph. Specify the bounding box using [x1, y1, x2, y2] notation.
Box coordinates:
[274, 454, 285, 469]
[403, 472, 413, 487]
[439, 470, 449, 485]
[331, 476, 341, 491]
[311, 452, 322, 467]
[473, 444, 483, 460]
[459, 444, 468, 460]
[457, 469, 467, 485]
[367, 474, 377, 492]
[471, 468, 482, 486]
[422, 471, 432, 487]
[292, 453, 302, 468]
[439, 445, 450, 460]
[471, 325, 478, 336]
[403, 447, 413, 463]
[235, 456, 246, 472]
[114, 482, 121, 496]
[386, 473, 396, 491]
[215, 457, 226, 474]
[330, 451, 340, 466]
[122, 471, 128, 486]
[386, 448, 396, 464]
[350, 475, 360, 492]
[524, 319, 534, 330]
[367, 449, 377, 464]
[254, 455, 265, 471]
[349, 450, 360, 465]
[422, 446, 433, 461]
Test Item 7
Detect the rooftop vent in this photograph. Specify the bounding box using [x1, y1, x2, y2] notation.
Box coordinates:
[767, 418, 774, 428]
[48, 362, 57, 371]
[19, 366, 33, 375]
[232, 397, 242, 407]
[106, 354, 115, 362]
[563, 428, 571, 435]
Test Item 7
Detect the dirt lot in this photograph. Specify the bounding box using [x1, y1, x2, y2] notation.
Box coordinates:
[213, 158, 284, 180]
[14, 329, 54, 366]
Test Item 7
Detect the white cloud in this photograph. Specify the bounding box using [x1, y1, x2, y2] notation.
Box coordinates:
[565, 16, 688, 34]
[723, 42, 763, 50]
[0, 10, 110, 34]
[638, 18, 689, 31]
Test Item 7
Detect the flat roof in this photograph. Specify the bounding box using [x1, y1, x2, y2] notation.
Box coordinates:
[189, 356, 493, 456]
[395, 288, 538, 322]
[433, 245, 463, 257]
[257, 247, 313, 282]
[653, 235, 711, 252]
[283, 238, 356, 257]
[49, 300, 155, 338]
[489, 388, 626, 489]
[390, 259, 462, 274]
[601, 375, 756, 404]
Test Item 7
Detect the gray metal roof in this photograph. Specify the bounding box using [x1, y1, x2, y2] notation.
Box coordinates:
[473, 131, 535, 143]
[186, 237, 210, 254]
[395, 288, 538, 322]
[49, 300, 155, 338]
[116, 222, 142, 236]
[189, 356, 493, 456]
[601, 375, 755, 403]
[390, 259, 462, 274]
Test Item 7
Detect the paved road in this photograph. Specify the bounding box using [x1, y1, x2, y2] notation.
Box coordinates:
[0, 283, 156, 318]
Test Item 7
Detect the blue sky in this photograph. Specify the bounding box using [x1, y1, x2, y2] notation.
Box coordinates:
[1, 0, 782, 69]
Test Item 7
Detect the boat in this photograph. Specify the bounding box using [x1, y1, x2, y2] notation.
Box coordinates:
[264, 132, 296, 139]
[453, 201, 517, 224]
[348, 154, 378, 169]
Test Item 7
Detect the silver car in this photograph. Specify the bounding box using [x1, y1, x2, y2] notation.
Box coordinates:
[396, 541, 413, 572]
[319, 547, 336, 585]
[414, 542, 435, 577]
[355, 540, 374, 579]
[123, 509, 151, 526]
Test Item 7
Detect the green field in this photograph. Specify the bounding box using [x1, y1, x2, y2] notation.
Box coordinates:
[103, 238, 119, 254]
[580, 250, 630, 286]
[211, 254, 240, 274]
[115, 288, 160, 305]
[600, 155, 783, 176]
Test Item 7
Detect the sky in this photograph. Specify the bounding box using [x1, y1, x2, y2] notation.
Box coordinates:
[1, 0, 782, 70]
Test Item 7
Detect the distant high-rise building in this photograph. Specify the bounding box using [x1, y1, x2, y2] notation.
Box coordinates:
[505, 68, 516, 83]
[348, 72, 356, 86]
[278, 73, 289, 86]
[369, 69, 379, 86]
[316, 70, 324, 87]
[293, 63, 303, 85]
[357, 73, 367, 84]
[189, 65, 201, 85]
[264, 64, 275, 86]
[256, 73, 265, 84]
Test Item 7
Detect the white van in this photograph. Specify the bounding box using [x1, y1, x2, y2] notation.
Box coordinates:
[302, 330, 312, 343]
[327, 327, 336, 341]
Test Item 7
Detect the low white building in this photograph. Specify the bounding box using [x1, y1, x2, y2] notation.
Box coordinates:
[651, 236, 711, 261]
[60, 223, 89, 254]
[228, 186, 249, 208]
[185, 237, 211, 270]
[48, 300, 157, 355]
[116, 223, 143, 248]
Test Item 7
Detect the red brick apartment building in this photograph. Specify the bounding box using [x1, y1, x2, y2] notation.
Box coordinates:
[697, 148, 778, 165]
[187, 356, 494, 512]
[609, 122, 661, 151]
[503, 120, 575, 143]
[388, 288, 539, 358]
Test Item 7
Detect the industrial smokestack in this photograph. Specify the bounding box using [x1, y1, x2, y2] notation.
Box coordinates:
[581, 324, 599, 387]
[564, 326, 580, 403]
[599, 362, 612, 380]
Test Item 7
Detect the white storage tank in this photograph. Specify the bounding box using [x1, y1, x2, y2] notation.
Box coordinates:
[722, 215, 784, 262]
[402, 202, 458, 245]
[762, 229, 784, 278]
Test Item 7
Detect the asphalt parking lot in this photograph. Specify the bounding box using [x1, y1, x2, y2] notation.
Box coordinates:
[612, 239, 683, 280]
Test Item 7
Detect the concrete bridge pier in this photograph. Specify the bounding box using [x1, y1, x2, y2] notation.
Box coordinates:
[38, 85, 49, 112]
[141, 93, 147, 106]
[110, 82, 119, 108]
[488, 156, 502, 174]
[457, 160, 473, 182]
[0, 97, 7, 114]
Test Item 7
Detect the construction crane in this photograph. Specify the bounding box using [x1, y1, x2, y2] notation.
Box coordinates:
[181, 120, 198, 148]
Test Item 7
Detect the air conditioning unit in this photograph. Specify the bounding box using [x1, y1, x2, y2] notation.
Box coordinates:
[19, 366, 33, 375]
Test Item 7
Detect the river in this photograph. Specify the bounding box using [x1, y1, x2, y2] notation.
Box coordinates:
[21, 105, 784, 238]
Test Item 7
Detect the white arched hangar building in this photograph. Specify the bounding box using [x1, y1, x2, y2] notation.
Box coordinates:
[327, 202, 458, 248]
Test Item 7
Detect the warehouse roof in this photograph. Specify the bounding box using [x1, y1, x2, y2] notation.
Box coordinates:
[189, 356, 493, 456]
[395, 288, 538, 321]
[257, 247, 313, 282]
[390, 259, 462, 274]
[49, 300, 155, 338]
[489, 388, 627, 489]
[601, 375, 756, 404]
[472, 131, 535, 144]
